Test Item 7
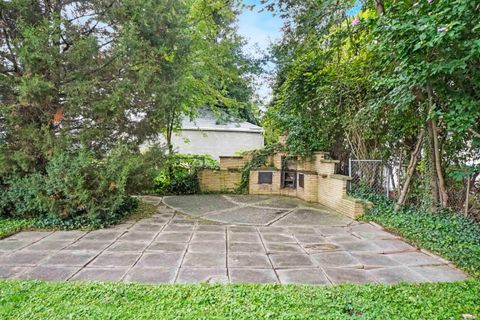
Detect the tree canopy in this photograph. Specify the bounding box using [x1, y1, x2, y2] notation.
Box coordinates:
[264, 0, 479, 211]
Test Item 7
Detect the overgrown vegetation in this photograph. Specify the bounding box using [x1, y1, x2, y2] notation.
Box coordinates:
[0, 199, 156, 238]
[0, 280, 479, 319]
[0, 219, 35, 240]
[354, 189, 480, 278]
[263, 0, 479, 214]
[237, 143, 283, 194]
[0, 1, 257, 227]
[154, 154, 218, 195]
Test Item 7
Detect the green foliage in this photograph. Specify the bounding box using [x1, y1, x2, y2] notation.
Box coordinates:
[0, 280, 479, 319]
[0, 148, 137, 228]
[126, 145, 168, 195]
[354, 190, 480, 278]
[0, 0, 257, 224]
[154, 154, 218, 195]
[237, 144, 283, 194]
[0, 219, 35, 240]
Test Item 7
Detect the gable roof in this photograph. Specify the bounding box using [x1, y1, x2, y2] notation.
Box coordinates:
[181, 107, 264, 133]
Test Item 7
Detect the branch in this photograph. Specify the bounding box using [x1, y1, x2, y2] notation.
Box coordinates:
[469, 128, 480, 139]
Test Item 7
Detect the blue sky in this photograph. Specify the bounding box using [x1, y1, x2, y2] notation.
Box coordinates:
[237, 0, 282, 104]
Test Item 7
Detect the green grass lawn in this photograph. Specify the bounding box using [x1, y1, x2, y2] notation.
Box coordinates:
[0, 280, 479, 319]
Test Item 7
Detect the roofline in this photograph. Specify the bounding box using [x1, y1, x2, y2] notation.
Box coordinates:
[181, 127, 264, 134]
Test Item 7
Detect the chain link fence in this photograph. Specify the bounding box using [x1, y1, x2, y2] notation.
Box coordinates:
[347, 160, 392, 197]
[347, 159, 480, 221]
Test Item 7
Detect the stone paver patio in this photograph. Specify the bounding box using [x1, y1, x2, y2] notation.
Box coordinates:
[0, 195, 468, 284]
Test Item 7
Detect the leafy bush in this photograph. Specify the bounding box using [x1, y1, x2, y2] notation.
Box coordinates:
[354, 189, 480, 278]
[126, 145, 167, 195]
[0, 148, 138, 228]
[154, 154, 218, 195]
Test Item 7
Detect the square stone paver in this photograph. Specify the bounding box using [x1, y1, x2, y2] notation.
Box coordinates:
[229, 269, 278, 283]
[176, 268, 228, 283]
[19, 266, 79, 281]
[350, 252, 401, 268]
[228, 233, 261, 243]
[191, 232, 225, 242]
[262, 233, 296, 243]
[188, 241, 226, 253]
[368, 266, 429, 284]
[155, 232, 192, 243]
[323, 267, 376, 284]
[24, 240, 74, 251]
[311, 252, 360, 268]
[0, 266, 29, 278]
[64, 240, 112, 252]
[44, 231, 86, 241]
[119, 231, 157, 242]
[88, 252, 140, 268]
[270, 253, 316, 268]
[0, 240, 31, 252]
[287, 227, 317, 235]
[182, 252, 226, 268]
[43, 251, 98, 266]
[228, 242, 265, 254]
[71, 267, 129, 282]
[264, 243, 305, 253]
[316, 227, 349, 236]
[129, 224, 165, 232]
[124, 267, 176, 284]
[410, 266, 468, 282]
[107, 241, 149, 252]
[0, 251, 49, 266]
[161, 225, 194, 233]
[352, 230, 399, 240]
[227, 226, 258, 233]
[196, 225, 226, 233]
[82, 230, 124, 241]
[327, 235, 362, 243]
[371, 240, 417, 253]
[258, 226, 290, 234]
[229, 254, 271, 268]
[387, 251, 446, 266]
[147, 242, 188, 252]
[337, 240, 380, 252]
[6, 231, 52, 242]
[277, 269, 330, 285]
[136, 252, 184, 268]
[295, 234, 330, 244]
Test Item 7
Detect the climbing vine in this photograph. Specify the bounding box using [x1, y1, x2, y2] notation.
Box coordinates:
[237, 143, 284, 194]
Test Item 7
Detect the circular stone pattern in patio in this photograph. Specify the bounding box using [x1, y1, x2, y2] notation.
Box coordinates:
[162, 195, 353, 227]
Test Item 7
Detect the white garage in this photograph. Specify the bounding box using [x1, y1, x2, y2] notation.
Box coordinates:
[171, 108, 264, 159]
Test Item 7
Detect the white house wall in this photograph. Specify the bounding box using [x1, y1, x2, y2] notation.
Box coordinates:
[171, 130, 264, 159]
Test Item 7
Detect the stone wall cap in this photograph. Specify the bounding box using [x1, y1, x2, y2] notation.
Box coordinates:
[220, 156, 244, 159]
[330, 174, 353, 181]
[297, 170, 318, 175]
[254, 167, 278, 172]
[320, 159, 340, 164]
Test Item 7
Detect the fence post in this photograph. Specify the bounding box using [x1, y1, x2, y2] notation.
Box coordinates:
[348, 159, 352, 177]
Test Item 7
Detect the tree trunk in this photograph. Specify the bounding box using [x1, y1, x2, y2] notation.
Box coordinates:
[395, 131, 424, 211]
[427, 85, 448, 208]
[427, 119, 440, 211]
[375, 0, 385, 15]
